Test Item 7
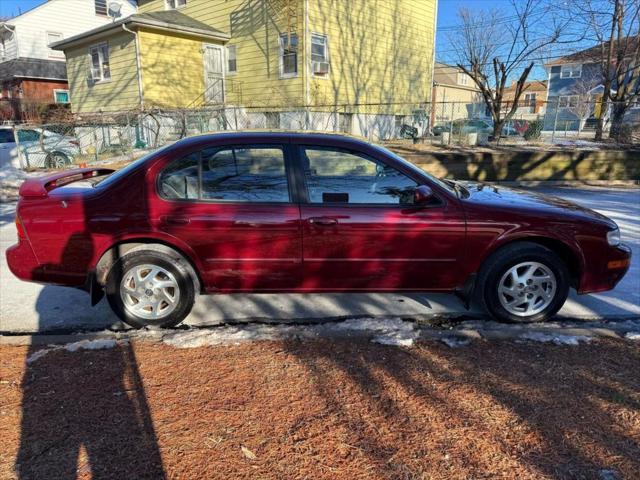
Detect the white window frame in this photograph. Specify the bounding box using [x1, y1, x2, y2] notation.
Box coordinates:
[165, 0, 187, 10]
[558, 95, 579, 109]
[89, 42, 111, 83]
[227, 44, 237, 74]
[560, 63, 582, 79]
[310, 32, 329, 78]
[53, 89, 70, 104]
[279, 32, 298, 79]
[46, 32, 64, 59]
[457, 73, 469, 86]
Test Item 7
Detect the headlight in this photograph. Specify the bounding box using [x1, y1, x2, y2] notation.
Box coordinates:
[607, 228, 621, 246]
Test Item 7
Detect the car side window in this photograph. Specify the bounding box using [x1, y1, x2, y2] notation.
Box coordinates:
[159, 153, 199, 200]
[0, 129, 15, 144]
[159, 145, 290, 203]
[201, 146, 289, 202]
[17, 130, 40, 142]
[301, 147, 417, 205]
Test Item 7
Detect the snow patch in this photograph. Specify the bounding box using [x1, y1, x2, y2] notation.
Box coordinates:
[625, 332, 640, 341]
[518, 332, 591, 345]
[440, 336, 472, 348]
[26, 338, 121, 363]
[163, 318, 420, 348]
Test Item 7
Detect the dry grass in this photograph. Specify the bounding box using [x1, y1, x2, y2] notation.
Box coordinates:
[1, 339, 639, 479]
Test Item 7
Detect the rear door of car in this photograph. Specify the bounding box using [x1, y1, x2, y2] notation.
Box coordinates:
[153, 140, 302, 291]
[294, 142, 466, 291]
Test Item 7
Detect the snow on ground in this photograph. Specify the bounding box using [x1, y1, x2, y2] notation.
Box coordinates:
[161, 317, 421, 348]
[518, 331, 592, 345]
[26, 339, 121, 364]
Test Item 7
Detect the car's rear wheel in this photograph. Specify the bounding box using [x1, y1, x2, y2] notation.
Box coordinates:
[106, 250, 195, 328]
[478, 242, 570, 323]
[45, 152, 69, 169]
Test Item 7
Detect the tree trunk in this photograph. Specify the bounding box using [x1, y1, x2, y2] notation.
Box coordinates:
[492, 120, 504, 141]
[609, 102, 628, 142]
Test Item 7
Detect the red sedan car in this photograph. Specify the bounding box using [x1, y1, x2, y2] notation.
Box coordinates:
[7, 132, 631, 328]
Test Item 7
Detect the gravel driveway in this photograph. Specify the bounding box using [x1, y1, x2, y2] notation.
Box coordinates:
[1, 186, 638, 334]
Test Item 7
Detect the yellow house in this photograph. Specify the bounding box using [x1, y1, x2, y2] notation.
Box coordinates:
[431, 62, 483, 125]
[53, 0, 437, 138]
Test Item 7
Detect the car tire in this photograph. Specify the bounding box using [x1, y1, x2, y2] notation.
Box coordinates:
[105, 250, 195, 329]
[45, 152, 70, 169]
[477, 242, 570, 323]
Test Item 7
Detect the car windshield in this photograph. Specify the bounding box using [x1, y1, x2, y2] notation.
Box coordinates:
[94, 147, 168, 189]
[370, 143, 457, 195]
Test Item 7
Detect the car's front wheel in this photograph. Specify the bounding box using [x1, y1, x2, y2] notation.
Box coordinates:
[106, 250, 195, 328]
[478, 242, 570, 323]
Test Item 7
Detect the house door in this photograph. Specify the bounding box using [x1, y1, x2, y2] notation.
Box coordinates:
[203, 44, 224, 104]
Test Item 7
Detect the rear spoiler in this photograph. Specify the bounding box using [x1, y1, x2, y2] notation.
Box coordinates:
[19, 168, 115, 198]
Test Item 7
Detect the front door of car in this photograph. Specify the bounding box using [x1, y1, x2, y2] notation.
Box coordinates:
[296, 146, 466, 291]
[154, 143, 302, 291]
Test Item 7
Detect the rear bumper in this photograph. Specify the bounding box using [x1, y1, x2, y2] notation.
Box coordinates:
[6, 241, 39, 282]
[578, 243, 632, 294]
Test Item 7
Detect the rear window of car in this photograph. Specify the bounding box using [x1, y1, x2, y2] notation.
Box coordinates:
[0, 129, 14, 144]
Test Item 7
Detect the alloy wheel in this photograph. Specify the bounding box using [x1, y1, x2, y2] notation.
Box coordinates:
[498, 261, 557, 317]
[120, 264, 180, 320]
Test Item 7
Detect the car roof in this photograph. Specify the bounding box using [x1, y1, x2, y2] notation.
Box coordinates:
[169, 130, 374, 150]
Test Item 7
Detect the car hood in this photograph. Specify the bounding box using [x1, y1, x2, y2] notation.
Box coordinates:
[458, 181, 616, 227]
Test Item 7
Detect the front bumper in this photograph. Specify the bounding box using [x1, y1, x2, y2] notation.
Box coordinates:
[578, 243, 632, 294]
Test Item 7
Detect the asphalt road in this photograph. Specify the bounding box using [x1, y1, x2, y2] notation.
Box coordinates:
[1, 186, 638, 334]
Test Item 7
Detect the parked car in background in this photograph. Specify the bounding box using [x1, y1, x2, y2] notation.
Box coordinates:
[7, 132, 631, 329]
[0, 126, 80, 170]
[432, 119, 493, 136]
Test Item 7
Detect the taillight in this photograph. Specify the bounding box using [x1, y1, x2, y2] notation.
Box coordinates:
[15, 215, 26, 240]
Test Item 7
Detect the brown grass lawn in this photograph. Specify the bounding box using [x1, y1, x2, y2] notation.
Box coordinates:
[1, 339, 639, 480]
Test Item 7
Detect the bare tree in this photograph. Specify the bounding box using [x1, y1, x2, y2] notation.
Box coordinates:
[450, 0, 576, 139]
[575, 0, 640, 140]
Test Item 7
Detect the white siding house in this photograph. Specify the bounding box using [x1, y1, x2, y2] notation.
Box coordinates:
[0, 0, 136, 121]
[1, 0, 137, 62]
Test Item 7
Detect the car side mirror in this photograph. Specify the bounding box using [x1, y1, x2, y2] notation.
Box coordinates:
[414, 185, 434, 205]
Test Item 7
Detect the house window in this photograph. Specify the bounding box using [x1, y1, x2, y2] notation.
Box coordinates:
[166, 0, 187, 10]
[95, 0, 108, 15]
[524, 93, 536, 106]
[227, 45, 237, 74]
[457, 73, 469, 86]
[311, 33, 329, 77]
[279, 32, 298, 78]
[560, 64, 582, 79]
[558, 95, 579, 108]
[89, 43, 110, 82]
[53, 89, 70, 104]
[46, 32, 63, 58]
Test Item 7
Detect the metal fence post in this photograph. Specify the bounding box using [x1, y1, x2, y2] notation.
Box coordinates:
[448, 102, 454, 145]
[551, 99, 559, 143]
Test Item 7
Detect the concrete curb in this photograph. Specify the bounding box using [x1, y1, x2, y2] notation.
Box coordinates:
[3, 318, 639, 347]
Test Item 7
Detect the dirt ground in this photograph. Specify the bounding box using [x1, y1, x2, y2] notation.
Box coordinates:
[1, 338, 639, 480]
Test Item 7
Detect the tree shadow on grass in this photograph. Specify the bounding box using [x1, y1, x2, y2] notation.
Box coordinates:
[282, 338, 640, 478]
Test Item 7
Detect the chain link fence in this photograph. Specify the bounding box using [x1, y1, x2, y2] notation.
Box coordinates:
[4, 98, 639, 170]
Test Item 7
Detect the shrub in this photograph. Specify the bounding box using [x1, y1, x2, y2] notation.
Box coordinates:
[523, 119, 543, 140]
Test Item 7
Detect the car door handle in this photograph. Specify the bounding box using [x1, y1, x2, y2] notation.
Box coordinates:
[161, 216, 190, 226]
[308, 217, 338, 226]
